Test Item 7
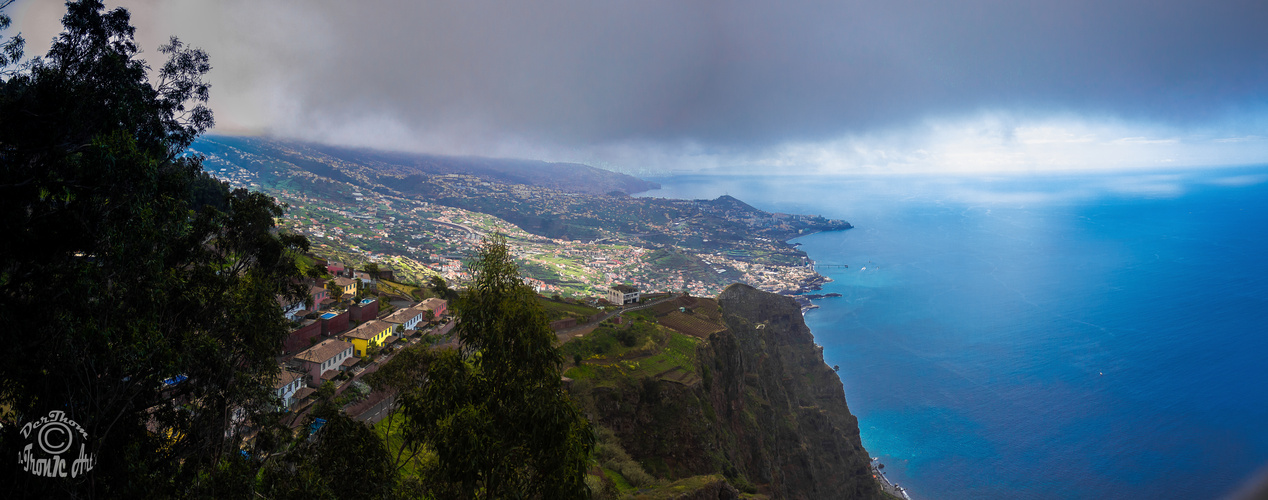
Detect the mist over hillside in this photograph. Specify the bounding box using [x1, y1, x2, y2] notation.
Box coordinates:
[194, 135, 659, 196]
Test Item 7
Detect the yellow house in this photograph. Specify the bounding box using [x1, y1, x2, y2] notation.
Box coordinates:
[332, 277, 358, 297]
[341, 319, 393, 357]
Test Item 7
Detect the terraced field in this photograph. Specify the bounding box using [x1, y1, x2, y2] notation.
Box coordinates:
[657, 311, 725, 339]
[537, 296, 602, 322]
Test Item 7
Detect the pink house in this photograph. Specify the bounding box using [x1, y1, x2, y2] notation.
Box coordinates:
[293, 339, 355, 387]
[309, 285, 330, 310]
[421, 298, 447, 319]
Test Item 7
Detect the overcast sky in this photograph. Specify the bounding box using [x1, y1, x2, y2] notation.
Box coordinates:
[8, 0, 1268, 174]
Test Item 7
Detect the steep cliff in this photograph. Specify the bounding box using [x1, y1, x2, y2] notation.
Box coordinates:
[568, 285, 884, 499]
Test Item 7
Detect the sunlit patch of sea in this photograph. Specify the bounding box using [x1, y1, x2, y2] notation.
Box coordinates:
[639, 167, 1268, 499]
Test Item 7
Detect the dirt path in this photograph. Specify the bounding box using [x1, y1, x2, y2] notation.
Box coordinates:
[554, 294, 682, 344]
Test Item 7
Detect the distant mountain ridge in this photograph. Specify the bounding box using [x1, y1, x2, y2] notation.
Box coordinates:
[194, 135, 659, 195]
[191, 134, 850, 297]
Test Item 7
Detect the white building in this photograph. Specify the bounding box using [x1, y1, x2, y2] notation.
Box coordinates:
[607, 284, 639, 305]
[272, 368, 305, 410]
[294, 339, 356, 387]
[383, 305, 426, 332]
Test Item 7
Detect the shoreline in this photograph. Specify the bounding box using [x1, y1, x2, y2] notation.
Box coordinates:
[782, 234, 836, 313]
[871, 459, 912, 499]
[790, 228, 914, 500]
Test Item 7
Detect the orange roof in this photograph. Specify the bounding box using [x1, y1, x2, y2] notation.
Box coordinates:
[343, 320, 391, 340]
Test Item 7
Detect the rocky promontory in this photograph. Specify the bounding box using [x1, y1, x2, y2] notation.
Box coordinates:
[566, 284, 886, 499]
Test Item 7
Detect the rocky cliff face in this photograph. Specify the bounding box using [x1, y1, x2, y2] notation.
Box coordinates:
[583, 284, 883, 499]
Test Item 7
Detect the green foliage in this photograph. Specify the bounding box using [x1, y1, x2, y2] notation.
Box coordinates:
[603, 468, 633, 491]
[562, 329, 700, 386]
[255, 382, 395, 499]
[428, 274, 458, 301]
[629, 474, 737, 500]
[373, 235, 595, 499]
[595, 427, 657, 488]
[589, 473, 619, 500]
[0, 0, 24, 72]
[561, 320, 665, 361]
[307, 261, 329, 280]
[257, 411, 396, 500]
[0, 2, 309, 496]
[536, 294, 600, 321]
[326, 278, 344, 303]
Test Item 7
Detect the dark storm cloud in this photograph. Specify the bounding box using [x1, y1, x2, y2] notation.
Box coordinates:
[10, 0, 1268, 168]
[230, 0, 1268, 146]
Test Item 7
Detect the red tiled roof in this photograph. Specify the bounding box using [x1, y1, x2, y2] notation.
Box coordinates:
[341, 357, 359, 367]
[294, 339, 353, 364]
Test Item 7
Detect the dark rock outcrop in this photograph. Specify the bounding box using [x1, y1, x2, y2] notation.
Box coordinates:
[585, 284, 883, 499]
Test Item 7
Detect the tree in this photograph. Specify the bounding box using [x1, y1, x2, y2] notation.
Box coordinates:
[0, 0, 24, 72]
[308, 262, 329, 279]
[326, 278, 345, 304]
[429, 274, 459, 301]
[0, 2, 308, 497]
[257, 389, 396, 500]
[370, 235, 594, 498]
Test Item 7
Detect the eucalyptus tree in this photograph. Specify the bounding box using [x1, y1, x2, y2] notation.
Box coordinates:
[370, 235, 595, 499]
[0, 2, 308, 497]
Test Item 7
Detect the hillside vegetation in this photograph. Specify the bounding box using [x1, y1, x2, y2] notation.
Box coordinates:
[564, 286, 888, 499]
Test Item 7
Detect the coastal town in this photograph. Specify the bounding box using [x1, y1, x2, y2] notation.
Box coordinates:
[195, 137, 847, 298]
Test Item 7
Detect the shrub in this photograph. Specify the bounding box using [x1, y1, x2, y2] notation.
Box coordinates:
[594, 427, 657, 488]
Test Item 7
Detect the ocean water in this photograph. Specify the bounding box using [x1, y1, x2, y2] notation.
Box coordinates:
[639, 168, 1268, 499]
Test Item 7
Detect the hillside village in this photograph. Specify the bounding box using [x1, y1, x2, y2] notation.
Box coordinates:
[195, 136, 848, 298]
[258, 261, 455, 434]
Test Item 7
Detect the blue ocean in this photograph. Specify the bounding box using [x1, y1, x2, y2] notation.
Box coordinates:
[640, 168, 1268, 499]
